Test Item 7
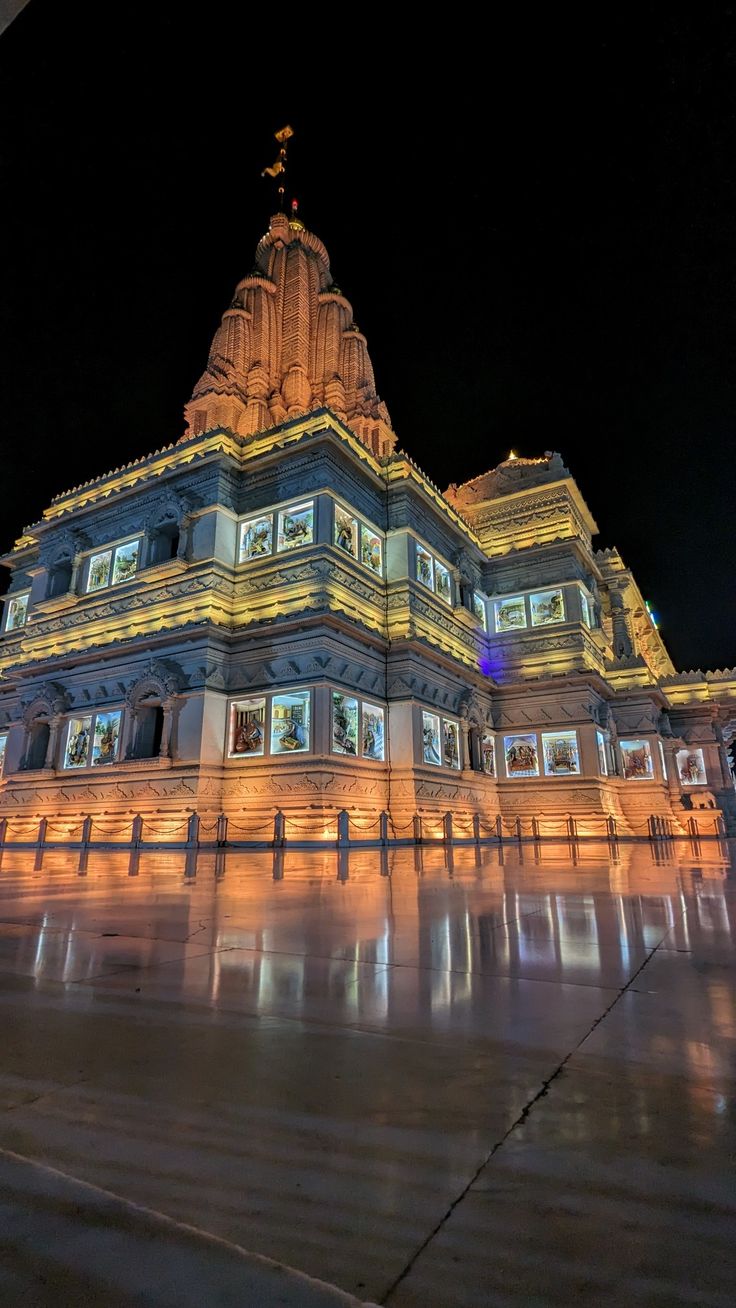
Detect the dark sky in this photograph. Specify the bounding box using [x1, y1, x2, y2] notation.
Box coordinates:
[1, 5, 734, 670]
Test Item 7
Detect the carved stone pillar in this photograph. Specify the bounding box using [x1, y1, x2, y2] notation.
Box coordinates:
[459, 717, 471, 771]
[609, 590, 634, 659]
[124, 709, 139, 760]
[713, 720, 734, 790]
[159, 699, 174, 759]
[44, 715, 63, 770]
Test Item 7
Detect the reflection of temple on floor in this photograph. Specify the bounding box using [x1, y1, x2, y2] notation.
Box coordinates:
[1, 208, 735, 841]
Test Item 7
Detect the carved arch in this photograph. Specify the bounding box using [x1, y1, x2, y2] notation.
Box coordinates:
[125, 660, 185, 708]
[21, 682, 70, 727]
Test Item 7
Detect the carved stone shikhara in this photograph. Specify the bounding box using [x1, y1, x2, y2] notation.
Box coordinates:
[0, 212, 734, 836]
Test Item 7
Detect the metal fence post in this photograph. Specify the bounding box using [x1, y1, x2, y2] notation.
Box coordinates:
[337, 809, 350, 848]
[81, 815, 92, 848]
[413, 814, 423, 845]
[515, 816, 522, 842]
[37, 817, 47, 848]
[443, 812, 453, 845]
[472, 812, 481, 844]
[379, 811, 389, 846]
[131, 814, 143, 848]
[186, 812, 200, 849]
[495, 814, 503, 841]
[273, 811, 285, 848]
[216, 813, 228, 847]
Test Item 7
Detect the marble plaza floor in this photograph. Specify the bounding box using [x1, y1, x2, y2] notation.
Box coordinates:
[0, 839, 734, 1306]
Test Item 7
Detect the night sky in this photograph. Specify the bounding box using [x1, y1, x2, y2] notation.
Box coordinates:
[1, 6, 734, 670]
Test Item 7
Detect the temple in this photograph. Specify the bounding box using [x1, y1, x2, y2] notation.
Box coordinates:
[1, 210, 735, 839]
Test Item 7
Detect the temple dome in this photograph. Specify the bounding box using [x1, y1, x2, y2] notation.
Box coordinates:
[182, 212, 395, 457]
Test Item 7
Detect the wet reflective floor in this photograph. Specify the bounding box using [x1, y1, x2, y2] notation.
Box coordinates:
[0, 840, 735, 1305]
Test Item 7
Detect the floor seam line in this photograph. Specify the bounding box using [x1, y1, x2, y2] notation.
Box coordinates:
[379, 931, 673, 1305]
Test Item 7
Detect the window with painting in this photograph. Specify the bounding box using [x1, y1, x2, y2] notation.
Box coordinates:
[228, 690, 311, 759]
[63, 710, 122, 769]
[331, 692, 385, 760]
[422, 710, 461, 769]
[86, 539, 140, 592]
[333, 502, 384, 576]
[414, 542, 453, 605]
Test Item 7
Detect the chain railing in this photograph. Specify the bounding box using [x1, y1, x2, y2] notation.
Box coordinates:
[0, 806, 727, 853]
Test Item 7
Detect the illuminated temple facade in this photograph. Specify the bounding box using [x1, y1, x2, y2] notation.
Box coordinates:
[1, 210, 735, 838]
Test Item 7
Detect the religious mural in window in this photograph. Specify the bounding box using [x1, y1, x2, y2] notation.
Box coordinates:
[619, 738, 654, 781]
[481, 733, 495, 775]
[111, 541, 140, 585]
[542, 730, 581, 776]
[277, 503, 314, 552]
[579, 587, 593, 628]
[361, 526, 383, 575]
[332, 692, 359, 755]
[473, 594, 487, 630]
[5, 593, 29, 631]
[331, 693, 385, 760]
[503, 733, 539, 777]
[361, 703, 385, 761]
[443, 719, 460, 769]
[435, 562, 452, 605]
[86, 540, 140, 593]
[422, 712, 441, 765]
[64, 710, 122, 769]
[414, 543, 453, 605]
[494, 596, 527, 632]
[676, 748, 707, 786]
[596, 729, 609, 775]
[416, 546, 434, 590]
[0, 732, 7, 776]
[270, 690, 310, 753]
[92, 712, 122, 765]
[229, 698, 266, 756]
[422, 711, 461, 769]
[334, 506, 358, 558]
[530, 589, 565, 626]
[239, 515, 273, 562]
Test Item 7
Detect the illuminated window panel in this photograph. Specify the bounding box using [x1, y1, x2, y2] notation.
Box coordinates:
[332, 692, 359, 755]
[416, 545, 434, 590]
[361, 702, 385, 761]
[579, 587, 593, 627]
[422, 711, 441, 765]
[596, 730, 608, 776]
[473, 594, 487, 630]
[504, 733, 539, 777]
[481, 733, 495, 776]
[530, 588, 565, 626]
[443, 719, 460, 769]
[91, 711, 122, 765]
[435, 561, 452, 605]
[87, 551, 112, 592]
[0, 733, 7, 776]
[112, 540, 139, 585]
[277, 502, 314, 552]
[64, 716, 94, 769]
[239, 515, 273, 562]
[494, 596, 527, 632]
[270, 690, 310, 754]
[619, 738, 654, 781]
[676, 747, 707, 785]
[334, 506, 358, 558]
[542, 730, 581, 776]
[229, 698, 266, 757]
[360, 526, 382, 575]
[5, 593, 29, 631]
[658, 739, 667, 781]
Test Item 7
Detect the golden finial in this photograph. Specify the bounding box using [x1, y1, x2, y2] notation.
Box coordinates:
[261, 125, 294, 212]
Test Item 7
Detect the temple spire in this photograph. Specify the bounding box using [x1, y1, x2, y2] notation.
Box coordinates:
[182, 210, 395, 458]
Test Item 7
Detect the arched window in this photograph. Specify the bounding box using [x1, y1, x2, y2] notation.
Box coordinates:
[132, 702, 165, 759]
[25, 720, 50, 770]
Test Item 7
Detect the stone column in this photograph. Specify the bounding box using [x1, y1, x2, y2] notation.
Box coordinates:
[459, 717, 471, 771]
[159, 699, 174, 759]
[44, 715, 63, 770]
[123, 708, 138, 760]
